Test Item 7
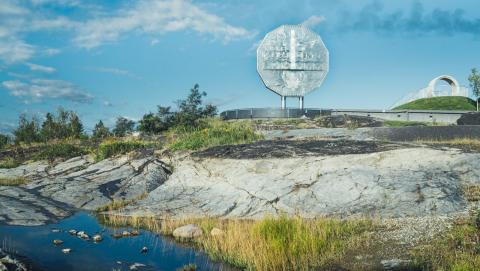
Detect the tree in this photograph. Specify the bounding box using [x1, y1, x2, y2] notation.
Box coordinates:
[113, 117, 135, 137]
[92, 120, 111, 139]
[69, 113, 84, 139]
[14, 114, 40, 144]
[468, 68, 480, 111]
[174, 84, 217, 127]
[40, 112, 57, 141]
[0, 134, 9, 149]
[138, 106, 175, 135]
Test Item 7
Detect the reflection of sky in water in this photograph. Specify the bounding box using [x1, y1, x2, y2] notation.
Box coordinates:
[0, 212, 237, 271]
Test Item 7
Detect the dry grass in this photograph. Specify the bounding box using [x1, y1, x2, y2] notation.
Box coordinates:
[96, 193, 148, 212]
[463, 185, 480, 202]
[100, 214, 373, 271]
[0, 176, 29, 186]
[417, 138, 480, 152]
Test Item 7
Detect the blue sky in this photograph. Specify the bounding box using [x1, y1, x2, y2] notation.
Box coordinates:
[1, 0, 480, 133]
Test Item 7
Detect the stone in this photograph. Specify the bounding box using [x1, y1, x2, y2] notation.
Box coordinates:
[173, 224, 203, 239]
[62, 248, 72, 254]
[210, 228, 224, 236]
[53, 239, 63, 245]
[129, 263, 146, 270]
[93, 235, 102, 242]
[140, 247, 148, 254]
[457, 112, 480, 125]
[122, 231, 131, 237]
[68, 230, 77, 235]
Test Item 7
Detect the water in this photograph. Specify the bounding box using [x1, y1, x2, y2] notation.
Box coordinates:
[0, 212, 237, 271]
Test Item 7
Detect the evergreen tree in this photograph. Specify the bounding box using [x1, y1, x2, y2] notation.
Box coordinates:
[69, 113, 84, 138]
[113, 117, 135, 137]
[14, 114, 40, 144]
[92, 120, 111, 139]
[41, 112, 57, 141]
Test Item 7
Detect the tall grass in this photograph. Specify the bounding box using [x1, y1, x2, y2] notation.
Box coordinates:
[167, 118, 263, 151]
[0, 177, 29, 186]
[100, 214, 372, 271]
[411, 214, 480, 271]
[95, 139, 153, 161]
[0, 157, 20, 169]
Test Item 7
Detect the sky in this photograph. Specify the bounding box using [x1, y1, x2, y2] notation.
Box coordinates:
[1, 0, 480, 133]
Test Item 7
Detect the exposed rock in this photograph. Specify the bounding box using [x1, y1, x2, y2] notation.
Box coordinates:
[0, 155, 170, 226]
[457, 112, 480, 125]
[93, 235, 102, 242]
[317, 115, 384, 128]
[121, 147, 480, 219]
[62, 248, 71, 254]
[172, 224, 203, 239]
[0, 249, 27, 271]
[0, 186, 71, 226]
[193, 140, 403, 159]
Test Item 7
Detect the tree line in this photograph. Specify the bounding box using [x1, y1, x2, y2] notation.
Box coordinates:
[0, 84, 217, 146]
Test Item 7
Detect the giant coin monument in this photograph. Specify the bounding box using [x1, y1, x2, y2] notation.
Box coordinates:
[257, 25, 329, 109]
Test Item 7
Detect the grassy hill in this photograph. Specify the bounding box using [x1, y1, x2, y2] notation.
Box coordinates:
[393, 96, 477, 111]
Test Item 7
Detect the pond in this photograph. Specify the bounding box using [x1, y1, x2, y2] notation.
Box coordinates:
[0, 212, 237, 271]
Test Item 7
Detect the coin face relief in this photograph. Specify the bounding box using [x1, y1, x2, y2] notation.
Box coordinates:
[257, 25, 329, 97]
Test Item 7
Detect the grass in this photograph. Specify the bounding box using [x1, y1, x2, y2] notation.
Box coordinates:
[96, 193, 148, 212]
[0, 157, 21, 169]
[393, 96, 477, 111]
[417, 138, 480, 152]
[463, 185, 480, 202]
[167, 118, 263, 151]
[95, 139, 153, 161]
[411, 213, 480, 271]
[33, 143, 89, 162]
[100, 214, 373, 271]
[0, 176, 29, 186]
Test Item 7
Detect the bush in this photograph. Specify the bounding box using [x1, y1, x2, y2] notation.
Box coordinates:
[95, 139, 150, 161]
[0, 157, 21, 169]
[34, 143, 89, 161]
[0, 134, 9, 149]
[167, 119, 262, 151]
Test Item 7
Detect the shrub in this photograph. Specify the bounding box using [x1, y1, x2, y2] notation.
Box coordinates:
[0, 157, 21, 169]
[34, 143, 88, 161]
[167, 118, 262, 151]
[0, 134, 9, 149]
[95, 139, 150, 161]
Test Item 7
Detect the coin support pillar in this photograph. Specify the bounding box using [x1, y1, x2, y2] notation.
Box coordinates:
[281, 96, 286, 109]
[299, 96, 304, 109]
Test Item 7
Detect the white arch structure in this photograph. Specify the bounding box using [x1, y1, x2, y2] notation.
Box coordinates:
[426, 75, 461, 97]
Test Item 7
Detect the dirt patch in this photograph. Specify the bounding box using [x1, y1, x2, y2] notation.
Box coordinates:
[192, 139, 405, 159]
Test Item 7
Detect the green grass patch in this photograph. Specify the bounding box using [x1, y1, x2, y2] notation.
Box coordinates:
[95, 139, 152, 161]
[33, 143, 89, 162]
[411, 214, 480, 271]
[0, 157, 21, 169]
[0, 176, 29, 186]
[167, 118, 263, 151]
[394, 96, 476, 111]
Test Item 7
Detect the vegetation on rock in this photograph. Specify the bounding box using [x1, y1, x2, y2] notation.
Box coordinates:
[393, 96, 476, 111]
[95, 139, 153, 161]
[0, 177, 29, 186]
[167, 118, 262, 151]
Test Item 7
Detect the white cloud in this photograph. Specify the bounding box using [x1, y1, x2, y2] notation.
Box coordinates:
[2, 78, 93, 103]
[43, 48, 61, 56]
[150, 39, 160, 46]
[301, 15, 326, 28]
[26, 62, 56, 73]
[0, 38, 35, 64]
[74, 0, 254, 49]
[103, 101, 113, 107]
[90, 67, 130, 76]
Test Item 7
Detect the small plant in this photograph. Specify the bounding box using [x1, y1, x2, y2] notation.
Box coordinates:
[96, 193, 148, 212]
[0, 177, 29, 186]
[0, 157, 20, 169]
[95, 139, 151, 161]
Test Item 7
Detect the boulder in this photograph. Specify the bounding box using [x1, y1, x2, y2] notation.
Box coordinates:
[457, 112, 480, 125]
[172, 224, 203, 239]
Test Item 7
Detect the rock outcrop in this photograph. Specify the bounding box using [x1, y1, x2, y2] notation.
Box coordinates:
[121, 145, 480, 219]
[0, 155, 170, 225]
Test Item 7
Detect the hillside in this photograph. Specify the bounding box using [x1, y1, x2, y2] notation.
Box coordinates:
[393, 96, 476, 111]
